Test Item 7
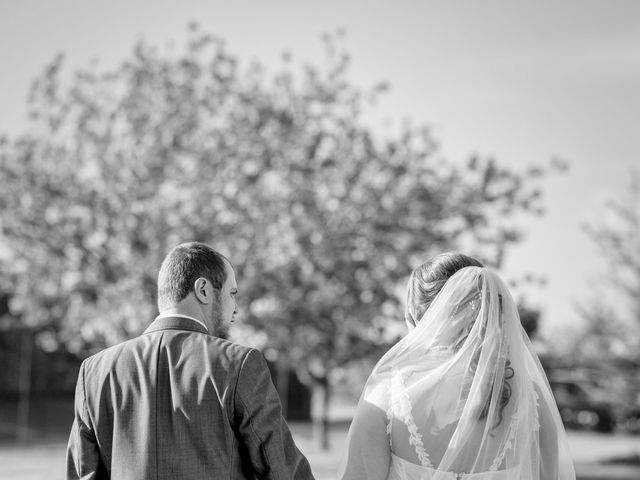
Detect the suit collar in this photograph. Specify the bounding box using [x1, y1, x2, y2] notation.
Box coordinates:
[143, 315, 210, 335]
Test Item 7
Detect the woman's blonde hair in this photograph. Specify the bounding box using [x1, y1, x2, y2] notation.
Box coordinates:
[405, 252, 483, 328]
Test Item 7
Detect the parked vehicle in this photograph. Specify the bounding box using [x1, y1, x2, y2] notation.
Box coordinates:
[548, 378, 618, 433]
[618, 405, 640, 434]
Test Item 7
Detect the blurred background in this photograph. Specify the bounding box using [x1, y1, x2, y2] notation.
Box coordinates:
[1, 1, 639, 478]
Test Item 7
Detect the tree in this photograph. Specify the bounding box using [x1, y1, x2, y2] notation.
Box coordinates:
[565, 170, 640, 413]
[0, 25, 557, 447]
[518, 304, 540, 338]
[578, 169, 640, 363]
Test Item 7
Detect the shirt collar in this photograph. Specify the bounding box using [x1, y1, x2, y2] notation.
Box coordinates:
[154, 313, 209, 332]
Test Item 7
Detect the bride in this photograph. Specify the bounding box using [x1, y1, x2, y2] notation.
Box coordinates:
[340, 253, 575, 480]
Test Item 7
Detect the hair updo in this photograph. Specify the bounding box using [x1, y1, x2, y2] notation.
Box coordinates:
[405, 252, 484, 328]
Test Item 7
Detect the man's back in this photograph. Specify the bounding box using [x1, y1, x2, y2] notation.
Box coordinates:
[67, 316, 313, 479]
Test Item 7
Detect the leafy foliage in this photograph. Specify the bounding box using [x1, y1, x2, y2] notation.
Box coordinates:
[0, 25, 552, 375]
[577, 170, 640, 363]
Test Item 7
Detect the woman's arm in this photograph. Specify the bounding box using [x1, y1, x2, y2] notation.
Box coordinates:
[339, 399, 391, 480]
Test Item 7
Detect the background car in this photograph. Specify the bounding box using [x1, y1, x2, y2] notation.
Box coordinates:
[548, 377, 620, 433]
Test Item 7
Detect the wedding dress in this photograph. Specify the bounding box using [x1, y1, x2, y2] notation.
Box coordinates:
[340, 267, 575, 480]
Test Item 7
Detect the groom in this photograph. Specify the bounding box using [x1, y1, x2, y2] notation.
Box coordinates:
[66, 242, 314, 479]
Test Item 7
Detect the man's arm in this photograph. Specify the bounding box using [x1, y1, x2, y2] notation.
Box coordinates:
[66, 361, 106, 480]
[233, 349, 315, 479]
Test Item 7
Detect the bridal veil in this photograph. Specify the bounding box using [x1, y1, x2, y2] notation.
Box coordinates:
[342, 266, 575, 479]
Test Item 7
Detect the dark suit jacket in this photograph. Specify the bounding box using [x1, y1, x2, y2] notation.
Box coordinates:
[66, 315, 314, 479]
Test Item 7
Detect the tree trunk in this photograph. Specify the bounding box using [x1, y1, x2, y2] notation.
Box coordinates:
[16, 328, 33, 443]
[311, 375, 331, 450]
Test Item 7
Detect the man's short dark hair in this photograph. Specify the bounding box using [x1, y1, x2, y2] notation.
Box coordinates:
[157, 242, 228, 311]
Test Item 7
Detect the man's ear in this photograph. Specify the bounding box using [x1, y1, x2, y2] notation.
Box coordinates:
[193, 277, 210, 304]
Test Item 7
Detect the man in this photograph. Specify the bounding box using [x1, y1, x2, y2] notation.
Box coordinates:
[67, 242, 315, 479]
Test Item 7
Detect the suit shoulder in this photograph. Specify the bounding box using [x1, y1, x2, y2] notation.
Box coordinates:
[81, 336, 146, 370]
[205, 336, 256, 363]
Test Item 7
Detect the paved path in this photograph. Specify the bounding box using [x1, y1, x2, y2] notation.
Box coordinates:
[1, 425, 639, 479]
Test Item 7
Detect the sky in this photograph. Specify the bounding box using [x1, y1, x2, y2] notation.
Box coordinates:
[1, 0, 639, 340]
